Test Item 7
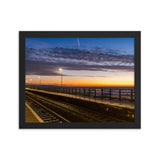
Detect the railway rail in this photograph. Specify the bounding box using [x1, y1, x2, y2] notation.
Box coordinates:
[26, 95, 70, 123]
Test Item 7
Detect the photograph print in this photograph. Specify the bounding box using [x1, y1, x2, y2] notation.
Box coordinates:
[20, 32, 140, 128]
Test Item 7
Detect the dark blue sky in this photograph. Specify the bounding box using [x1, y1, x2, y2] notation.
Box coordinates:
[26, 37, 134, 55]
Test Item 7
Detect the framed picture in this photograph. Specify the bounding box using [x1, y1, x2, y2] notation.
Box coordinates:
[19, 31, 141, 129]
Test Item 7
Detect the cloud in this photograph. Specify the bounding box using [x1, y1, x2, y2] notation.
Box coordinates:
[25, 47, 134, 76]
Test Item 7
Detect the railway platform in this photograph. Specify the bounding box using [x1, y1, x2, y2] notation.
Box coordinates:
[27, 88, 134, 109]
[25, 103, 43, 123]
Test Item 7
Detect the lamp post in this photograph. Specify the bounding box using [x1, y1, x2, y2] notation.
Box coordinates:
[38, 76, 41, 90]
[30, 79, 32, 88]
[59, 68, 63, 92]
[26, 80, 28, 88]
[38, 76, 41, 85]
[30, 79, 32, 85]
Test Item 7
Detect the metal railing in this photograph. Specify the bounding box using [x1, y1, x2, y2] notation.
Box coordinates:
[52, 87, 135, 101]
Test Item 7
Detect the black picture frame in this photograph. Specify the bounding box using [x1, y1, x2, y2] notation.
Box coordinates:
[19, 31, 141, 129]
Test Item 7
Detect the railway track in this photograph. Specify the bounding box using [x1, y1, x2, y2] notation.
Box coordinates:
[26, 95, 70, 123]
[26, 91, 124, 122]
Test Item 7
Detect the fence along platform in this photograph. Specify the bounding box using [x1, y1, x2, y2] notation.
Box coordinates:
[27, 86, 135, 102]
[53, 87, 135, 101]
[26, 87, 135, 109]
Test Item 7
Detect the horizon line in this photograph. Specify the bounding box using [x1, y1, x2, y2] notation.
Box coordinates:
[26, 84, 134, 87]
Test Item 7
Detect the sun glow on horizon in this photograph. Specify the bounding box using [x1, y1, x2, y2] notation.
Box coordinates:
[25, 73, 134, 87]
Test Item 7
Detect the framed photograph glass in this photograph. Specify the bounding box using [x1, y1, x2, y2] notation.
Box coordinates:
[19, 31, 141, 129]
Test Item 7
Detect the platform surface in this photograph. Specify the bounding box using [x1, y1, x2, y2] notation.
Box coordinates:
[25, 104, 40, 123]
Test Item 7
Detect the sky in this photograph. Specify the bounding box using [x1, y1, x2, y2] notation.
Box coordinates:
[25, 37, 134, 87]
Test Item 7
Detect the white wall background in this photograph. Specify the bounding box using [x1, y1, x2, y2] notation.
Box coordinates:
[0, 0, 160, 160]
